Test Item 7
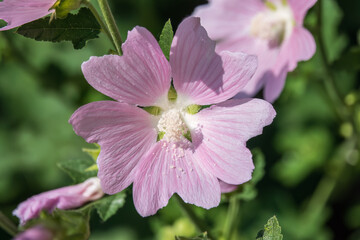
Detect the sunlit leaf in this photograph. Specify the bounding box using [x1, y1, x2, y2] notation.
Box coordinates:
[256, 216, 283, 240]
[159, 19, 173, 60]
[95, 192, 126, 221]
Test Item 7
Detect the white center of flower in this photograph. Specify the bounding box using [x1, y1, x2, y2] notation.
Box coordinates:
[157, 109, 188, 142]
[250, 3, 294, 46]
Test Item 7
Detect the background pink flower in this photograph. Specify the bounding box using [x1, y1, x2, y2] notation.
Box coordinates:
[0, 0, 56, 31]
[14, 225, 53, 240]
[70, 17, 276, 217]
[194, 0, 317, 102]
[13, 177, 104, 225]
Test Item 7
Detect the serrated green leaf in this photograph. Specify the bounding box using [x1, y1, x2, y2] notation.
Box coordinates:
[159, 19, 173, 60]
[16, 8, 101, 50]
[95, 192, 126, 221]
[256, 216, 283, 240]
[57, 158, 97, 183]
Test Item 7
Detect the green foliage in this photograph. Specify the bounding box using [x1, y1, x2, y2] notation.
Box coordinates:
[158, 19, 173, 60]
[256, 216, 283, 240]
[24, 209, 91, 240]
[16, 8, 101, 49]
[94, 192, 126, 222]
[273, 127, 332, 186]
[175, 232, 209, 240]
[322, 0, 348, 62]
[57, 158, 97, 183]
[82, 144, 101, 162]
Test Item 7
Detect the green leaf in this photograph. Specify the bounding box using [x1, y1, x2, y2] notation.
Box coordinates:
[175, 232, 210, 240]
[16, 8, 101, 50]
[95, 192, 126, 221]
[57, 158, 97, 183]
[159, 19, 173, 60]
[256, 216, 283, 240]
[24, 209, 91, 240]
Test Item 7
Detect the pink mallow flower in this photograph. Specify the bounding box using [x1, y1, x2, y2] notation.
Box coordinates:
[0, 0, 56, 31]
[14, 225, 53, 240]
[13, 177, 104, 225]
[194, 0, 317, 102]
[69, 17, 276, 217]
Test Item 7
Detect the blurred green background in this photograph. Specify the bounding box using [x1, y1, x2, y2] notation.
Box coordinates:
[0, 0, 359, 239]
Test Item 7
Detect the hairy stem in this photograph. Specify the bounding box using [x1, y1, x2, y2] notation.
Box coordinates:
[0, 211, 18, 237]
[97, 0, 123, 55]
[174, 195, 213, 239]
[223, 197, 240, 240]
[83, 0, 116, 50]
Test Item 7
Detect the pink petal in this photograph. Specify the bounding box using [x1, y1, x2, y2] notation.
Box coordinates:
[0, 0, 55, 31]
[193, 0, 264, 40]
[192, 99, 276, 185]
[15, 226, 53, 240]
[69, 101, 157, 194]
[263, 65, 288, 103]
[218, 35, 281, 99]
[289, 0, 317, 23]
[13, 178, 104, 225]
[275, 26, 316, 73]
[170, 17, 258, 105]
[219, 181, 238, 193]
[133, 142, 220, 217]
[81, 27, 171, 106]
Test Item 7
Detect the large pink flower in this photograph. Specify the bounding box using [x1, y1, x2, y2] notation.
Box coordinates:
[70, 17, 276, 217]
[0, 0, 56, 31]
[194, 0, 317, 102]
[13, 177, 104, 225]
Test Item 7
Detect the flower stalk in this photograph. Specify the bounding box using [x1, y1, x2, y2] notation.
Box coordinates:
[223, 196, 240, 240]
[0, 211, 18, 237]
[82, 0, 115, 51]
[96, 0, 123, 55]
[174, 195, 213, 239]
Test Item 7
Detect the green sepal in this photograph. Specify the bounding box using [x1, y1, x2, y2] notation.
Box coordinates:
[82, 144, 100, 162]
[281, 0, 288, 6]
[157, 131, 165, 141]
[256, 216, 283, 240]
[50, 0, 82, 19]
[143, 106, 162, 116]
[168, 85, 178, 102]
[16, 8, 101, 50]
[186, 104, 201, 115]
[159, 19, 174, 61]
[183, 130, 192, 142]
[264, 1, 277, 11]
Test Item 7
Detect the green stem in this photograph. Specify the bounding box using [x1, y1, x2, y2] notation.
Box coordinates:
[97, 0, 123, 55]
[174, 195, 213, 239]
[303, 139, 354, 218]
[82, 0, 116, 50]
[223, 197, 240, 240]
[0, 211, 18, 237]
[316, 0, 349, 121]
